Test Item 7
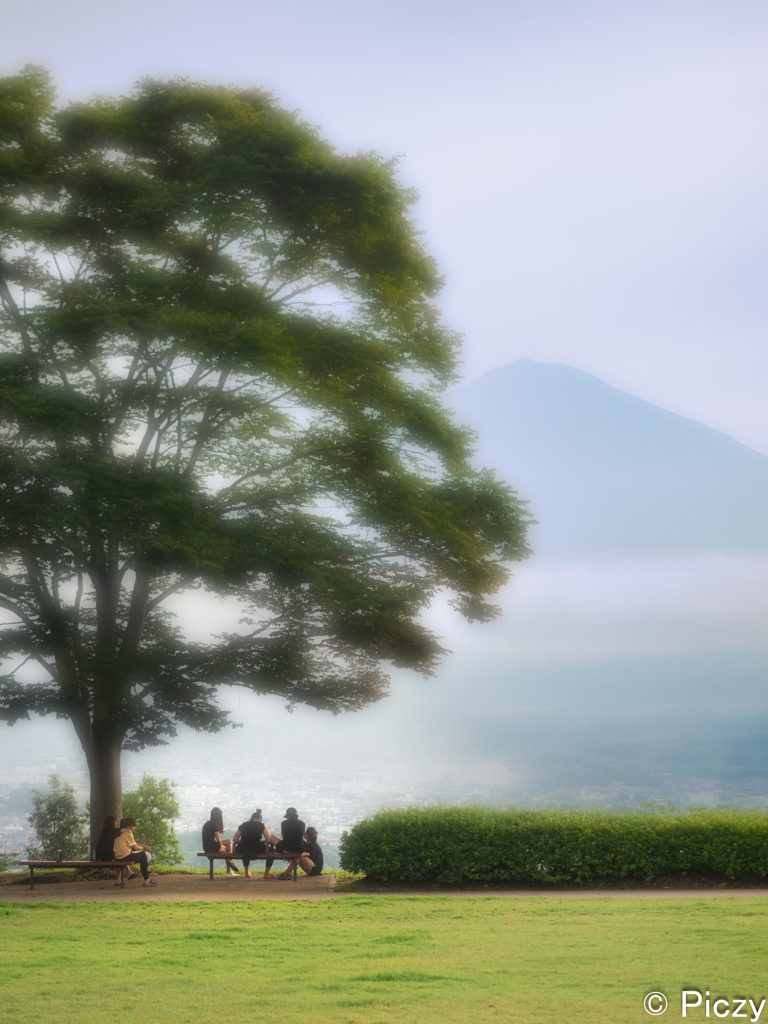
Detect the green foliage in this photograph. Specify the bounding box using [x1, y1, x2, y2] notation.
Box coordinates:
[0, 67, 532, 830]
[24, 774, 89, 860]
[0, 850, 16, 871]
[339, 804, 768, 883]
[122, 775, 182, 865]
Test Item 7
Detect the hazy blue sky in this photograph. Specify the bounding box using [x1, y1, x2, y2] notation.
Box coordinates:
[3, 0, 768, 451]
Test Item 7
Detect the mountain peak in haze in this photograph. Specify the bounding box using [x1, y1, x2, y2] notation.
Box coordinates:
[452, 359, 768, 556]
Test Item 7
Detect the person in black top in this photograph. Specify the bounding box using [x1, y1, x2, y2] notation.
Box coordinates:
[299, 826, 324, 877]
[232, 810, 279, 879]
[95, 814, 137, 884]
[201, 807, 239, 875]
[272, 807, 306, 880]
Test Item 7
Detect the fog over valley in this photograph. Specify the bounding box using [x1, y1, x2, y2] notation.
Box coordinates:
[3, 360, 768, 854]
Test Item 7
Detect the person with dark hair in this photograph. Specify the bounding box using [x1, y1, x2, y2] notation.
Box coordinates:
[271, 807, 306, 881]
[114, 817, 156, 887]
[96, 814, 137, 885]
[202, 807, 239, 875]
[232, 810, 279, 879]
[299, 827, 324, 877]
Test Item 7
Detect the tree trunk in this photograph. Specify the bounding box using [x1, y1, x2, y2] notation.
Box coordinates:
[82, 725, 124, 846]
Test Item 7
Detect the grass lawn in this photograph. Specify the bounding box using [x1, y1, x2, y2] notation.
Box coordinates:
[1, 895, 766, 1023]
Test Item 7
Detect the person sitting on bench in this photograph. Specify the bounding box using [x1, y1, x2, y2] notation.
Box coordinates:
[232, 809, 279, 879]
[299, 826, 324, 877]
[202, 807, 239, 875]
[114, 817, 156, 887]
[271, 807, 306, 880]
[96, 814, 137, 884]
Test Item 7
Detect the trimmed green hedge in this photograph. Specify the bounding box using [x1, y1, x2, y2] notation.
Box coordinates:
[338, 806, 768, 883]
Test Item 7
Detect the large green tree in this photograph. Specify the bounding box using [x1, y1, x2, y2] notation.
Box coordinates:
[0, 67, 532, 840]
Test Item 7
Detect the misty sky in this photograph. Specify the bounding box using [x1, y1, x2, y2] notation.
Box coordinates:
[2, 0, 767, 451]
[2, 1, 767, 788]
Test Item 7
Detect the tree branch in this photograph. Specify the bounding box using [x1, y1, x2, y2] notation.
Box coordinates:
[181, 368, 231, 477]
[0, 596, 44, 636]
[145, 576, 196, 613]
[0, 271, 38, 376]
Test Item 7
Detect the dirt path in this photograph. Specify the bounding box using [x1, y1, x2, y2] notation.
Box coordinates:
[3, 874, 768, 903]
[0, 872, 337, 902]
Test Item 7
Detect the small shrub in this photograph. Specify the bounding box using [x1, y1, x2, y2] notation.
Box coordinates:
[25, 774, 89, 860]
[339, 805, 768, 884]
[0, 850, 18, 872]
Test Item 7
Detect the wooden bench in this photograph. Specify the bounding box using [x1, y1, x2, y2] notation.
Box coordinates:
[17, 860, 143, 890]
[198, 852, 302, 881]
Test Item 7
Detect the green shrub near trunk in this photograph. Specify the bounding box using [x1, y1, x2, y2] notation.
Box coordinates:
[122, 775, 183, 866]
[338, 805, 768, 883]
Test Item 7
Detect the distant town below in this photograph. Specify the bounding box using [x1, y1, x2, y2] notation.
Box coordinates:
[4, 715, 768, 860]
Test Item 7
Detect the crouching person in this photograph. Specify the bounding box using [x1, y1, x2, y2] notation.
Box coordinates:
[300, 827, 324, 877]
[114, 817, 156, 887]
